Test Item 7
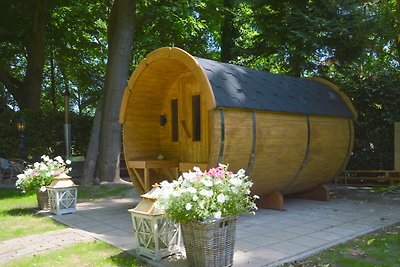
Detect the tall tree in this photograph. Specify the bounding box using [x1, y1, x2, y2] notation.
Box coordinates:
[96, 0, 136, 182]
[220, 0, 239, 62]
[0, 0, 48, 109]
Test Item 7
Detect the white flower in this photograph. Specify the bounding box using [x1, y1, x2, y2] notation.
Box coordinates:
[229, 177, 242, 186]
[253, 195, 260, 199]
[41, 155, 50, 161]
[39, 163, 48, 171]
[214, 211, 222, 219]
[217, 193, 226, 203]
[182, 171, 196, 181]
[199, 189, 213, 198]
[187, 187, 197, 194]
[245, 181, 254, 187]
[17, 173, 26, 179]
[214, 179, 223, 185]
[155, 164, 258, 223]
[201, 179, 213, 187]
[199, 200, 205, 209]
[39, 186, 47, 192]
[193, 166, 202, 173]
[172, 191, 182, 197]
[66, 159, 71, 165]
[55, 156, 63, 163]
[218, 163, 228, 169]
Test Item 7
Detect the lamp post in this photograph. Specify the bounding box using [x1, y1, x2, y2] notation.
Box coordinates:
[64, 89, 71, 159]
[16, 116, 26, 160]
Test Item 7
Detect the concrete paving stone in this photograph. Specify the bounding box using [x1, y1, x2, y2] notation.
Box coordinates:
[100, 229, 131, 238]
[284, 225, 317, 235]
[243, 234, 282, 247]
[237, 216, 269, 226]
[323, 226, 364, 236]
[233, 251, 270, 267]
[313, 218, 344, 227]
[301, 222, 334, 231]
[2, 192, 399, 266]
[339, 222, 374, 231]
[106, 221, 133, 231]
[103, 218, 131, 227]
[356, 217, 395, 226]
[239, 225, 279, 235]
[263, 230, 301, 240]
[243, 245, 289, 263]
[267, 240, 310, 255]
[308, 230, 346, 242]
[73, 223, 116, 235]
[235, 239, 263, 252]
[289, 235, 328, 248]
[70, 220, 106, 230]
[235, 229, 249, 237]
[273, 218, 303, 226]
[253, 221, 293, 230]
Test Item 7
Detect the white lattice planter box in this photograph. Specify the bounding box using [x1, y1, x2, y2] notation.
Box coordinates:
[47, 173, 77, 215]
[129, 187, 181, 261]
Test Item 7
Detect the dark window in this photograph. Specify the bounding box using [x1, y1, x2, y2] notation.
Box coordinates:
[192, 95, 201, 141]
[171, 99, 178, 142]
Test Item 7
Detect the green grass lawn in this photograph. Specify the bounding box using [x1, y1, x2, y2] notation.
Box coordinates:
[0, 183, 135, 242]
[0, 184, 143, 266]
[285, 223, 400, 267]
[0, 188, 65, 241]
[77, 183, 135, 201]
[4, 241, 142, 267]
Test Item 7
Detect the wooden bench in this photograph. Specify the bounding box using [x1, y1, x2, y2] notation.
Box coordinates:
[127, 160, 179, 192]
[338, 170, 400, 187]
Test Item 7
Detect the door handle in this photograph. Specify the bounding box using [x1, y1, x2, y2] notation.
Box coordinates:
[180, 120, 191, 138]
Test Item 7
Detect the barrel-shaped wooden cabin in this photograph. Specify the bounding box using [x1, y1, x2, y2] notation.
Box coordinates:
[119, 47, 357, 203]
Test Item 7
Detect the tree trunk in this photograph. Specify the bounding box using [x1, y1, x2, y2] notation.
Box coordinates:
[81, 103, 103, 185]
[97, 0, 136, 183]
[0, 0, 47, 110]
[221, 0, 239, 63]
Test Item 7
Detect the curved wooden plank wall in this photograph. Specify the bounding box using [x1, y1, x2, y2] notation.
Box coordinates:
[120, 47, 356, 197]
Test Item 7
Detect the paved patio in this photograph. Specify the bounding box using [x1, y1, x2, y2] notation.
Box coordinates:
[49, 187, 400, 267]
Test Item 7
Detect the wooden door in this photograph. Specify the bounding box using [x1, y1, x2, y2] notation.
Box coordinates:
[178, 75, 207, 163]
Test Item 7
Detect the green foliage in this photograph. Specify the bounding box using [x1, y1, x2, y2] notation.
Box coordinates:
[286, 224, 400, 266]
[2, 0, 400, 170]
[157, 165, 258, 223]
[0, 110, 91, 161]
[5, 241, 140, 267]
[16, 155, 70, 193]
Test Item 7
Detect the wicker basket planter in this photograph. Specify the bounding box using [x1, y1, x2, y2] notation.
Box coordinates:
[181, 216, 237, 267]
[36, 191, 50, 210]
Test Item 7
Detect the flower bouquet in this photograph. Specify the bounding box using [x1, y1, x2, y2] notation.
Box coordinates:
[157, 164, 258, 267]
[15, 155, 71, 209]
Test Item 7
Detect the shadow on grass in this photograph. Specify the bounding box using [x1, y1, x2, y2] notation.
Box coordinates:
[108, 251, 145, 267]
[0, 188, 34, 200]
[4, 206, 39, 216]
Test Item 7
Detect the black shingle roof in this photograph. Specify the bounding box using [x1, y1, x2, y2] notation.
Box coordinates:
[196, 57, 353, 118]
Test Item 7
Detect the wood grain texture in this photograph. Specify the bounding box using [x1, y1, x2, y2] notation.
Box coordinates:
[122, 47, 355, 196]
